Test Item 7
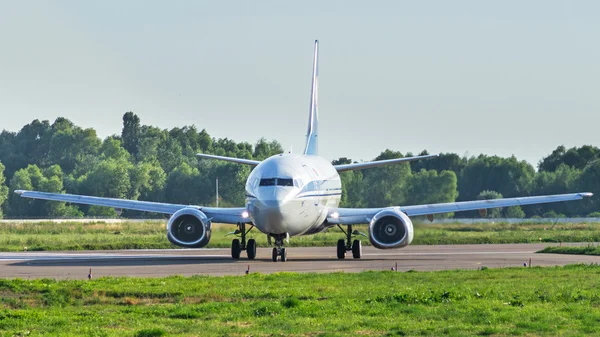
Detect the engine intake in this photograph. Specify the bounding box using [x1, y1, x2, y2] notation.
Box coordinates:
[167, 208, 212, 248]
[368, 208, 414, 249]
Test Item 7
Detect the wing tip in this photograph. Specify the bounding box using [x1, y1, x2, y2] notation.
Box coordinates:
[14, 190, 25, 195]
[580, 192, 593, 198]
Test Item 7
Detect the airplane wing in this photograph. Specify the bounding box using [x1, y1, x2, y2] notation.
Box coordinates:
[197, 153, 261, 166]
[334, 154, 437, 172]
[327, 192, 593, 224]
[14, 190, 249, 224]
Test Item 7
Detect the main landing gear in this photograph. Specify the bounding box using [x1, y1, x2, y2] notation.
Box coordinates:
[230, 222, 256, 260]
[270, 234, 287, 262]
[336, 224, 366, 259]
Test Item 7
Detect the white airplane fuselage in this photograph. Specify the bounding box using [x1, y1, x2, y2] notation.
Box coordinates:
[245, 154, 341, 236]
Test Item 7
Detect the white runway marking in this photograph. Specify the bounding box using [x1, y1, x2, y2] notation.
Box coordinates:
[362, 251, 534, 256]
[0, 253, 231, 261]
[0, 249, 537, 262]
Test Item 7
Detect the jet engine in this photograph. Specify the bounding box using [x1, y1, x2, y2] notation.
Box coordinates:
[368, 208, 414, 249]
[167, 208, 212, 248]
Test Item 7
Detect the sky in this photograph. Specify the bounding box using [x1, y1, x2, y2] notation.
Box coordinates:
[0, 1, 598, 167]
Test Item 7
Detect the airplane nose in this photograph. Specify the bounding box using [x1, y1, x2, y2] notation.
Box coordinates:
[252, 188, 292, 234]
[259, 188, 290, 208]
[261, 198, 287, 208]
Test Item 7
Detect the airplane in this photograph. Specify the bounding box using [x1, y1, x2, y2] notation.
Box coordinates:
[15, 40, 592, 262]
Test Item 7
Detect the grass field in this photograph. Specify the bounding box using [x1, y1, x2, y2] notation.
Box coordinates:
[538, 244, 600, 256]
[1, 265, 600, 336]
[1, 220, 600, 251]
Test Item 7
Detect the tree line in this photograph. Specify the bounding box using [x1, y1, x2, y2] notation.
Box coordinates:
[0, 113, 598, 219]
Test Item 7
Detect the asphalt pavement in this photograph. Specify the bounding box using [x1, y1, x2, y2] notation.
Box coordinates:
[0, 243, 596, 279]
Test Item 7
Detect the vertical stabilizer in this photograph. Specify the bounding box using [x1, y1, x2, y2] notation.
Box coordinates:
[303, 40, 319, 155]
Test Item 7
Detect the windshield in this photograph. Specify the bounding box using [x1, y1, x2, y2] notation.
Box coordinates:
[259, 178, 295, 187]
[259, 178, 276, 186]
[277, 178, 293, 186]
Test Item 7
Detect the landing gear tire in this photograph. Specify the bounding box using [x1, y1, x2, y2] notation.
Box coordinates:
[270, 235, 288, 262]
[352, 239, 362, 259]
[247, 239, 257, 260]
[231, 239, 241, 259]
[337, 239, 346, 259]
[230, 222, 257, 260]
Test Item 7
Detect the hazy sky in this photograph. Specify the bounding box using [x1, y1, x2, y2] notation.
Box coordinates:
[1, 1, 598, 167]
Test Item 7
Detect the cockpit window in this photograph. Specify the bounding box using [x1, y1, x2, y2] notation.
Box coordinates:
[259, 178, 276, 186]
[294, 179, 303, 188]
[259, 178, 295, 187]
[277, 178, 294, 187]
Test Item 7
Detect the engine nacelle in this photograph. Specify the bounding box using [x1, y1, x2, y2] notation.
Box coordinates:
[368, 208, 414, 249]
[166, 208, 212, 248]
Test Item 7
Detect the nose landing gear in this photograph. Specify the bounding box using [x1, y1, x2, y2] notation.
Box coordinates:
[269, 234, 288, 262]
[336, 224, 367, 259]
[229, 222, 256, 260]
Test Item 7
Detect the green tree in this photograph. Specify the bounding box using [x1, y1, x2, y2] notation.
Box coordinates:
[344, 170, 366, 208]
[129, 161, 167, 201]
[0, 162, 8, 218]
[411, 151, 467, 176]
[197, 129, 212, 153]
[253, 138, 283, 160]
[8, 164, 82, 217]
[0, 120, 52, 179]
[164, 162, 205, 205]
[199, 162, 250, 206]
[87, 205, 119, 218]
[47, 118, 101, 173]
[539, 145, 599, 172]
[504, 206, 525, 218]
[157, 136, 184, 173]
[574, 160, 600, 215]
[528, 164, 581, 216]
[458, 155, 534, 202]
[137, 125, 166, 162]
[362, 150, 412, 207]
[122, 112, 141, 157]
[79, 159, 132, 199]
[0, 130, 20, 179]
[100, 137, 131, 162]
[407, 170, 458, 216]
[8, 167, 34, 216]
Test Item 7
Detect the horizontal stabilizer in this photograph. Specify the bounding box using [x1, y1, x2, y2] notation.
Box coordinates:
[334, 154, 437, 172]
[197, 153, 261, 166]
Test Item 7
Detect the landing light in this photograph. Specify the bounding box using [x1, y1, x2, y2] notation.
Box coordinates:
[331, 212, 339, 219]
[242, 210, 249, 218]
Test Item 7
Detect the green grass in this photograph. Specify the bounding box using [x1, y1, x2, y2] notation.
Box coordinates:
[1, 265, 600, 336]
[1, 220, 600, 251]
[538, 244, 600, 256]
